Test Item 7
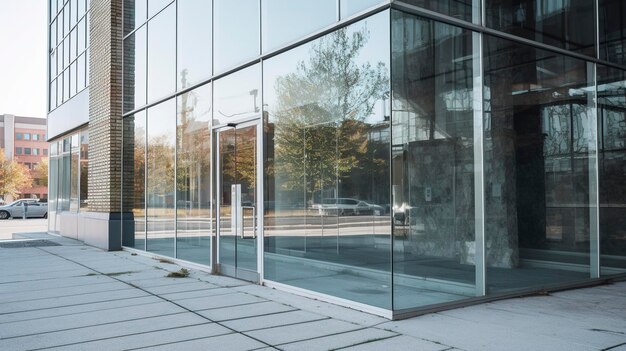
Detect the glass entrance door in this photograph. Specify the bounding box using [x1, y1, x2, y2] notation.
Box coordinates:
[216, 122, 259, 281]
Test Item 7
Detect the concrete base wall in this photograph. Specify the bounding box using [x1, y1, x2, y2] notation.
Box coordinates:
[54, 212, 122, 251]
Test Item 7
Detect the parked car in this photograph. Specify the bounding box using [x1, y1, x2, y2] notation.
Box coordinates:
[0, 199, 48, 219]
[312, 198, 384, 216]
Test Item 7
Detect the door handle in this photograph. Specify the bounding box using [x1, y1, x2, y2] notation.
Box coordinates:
[241, 206, 256, 239]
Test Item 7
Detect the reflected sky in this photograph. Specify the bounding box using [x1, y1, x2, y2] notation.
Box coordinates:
[177, 0, 212, 90]
[214, 0, 260, 74]
[213, 64, 261, 126]
[147, 3, 175, 102]
[262, 0, 337, 53]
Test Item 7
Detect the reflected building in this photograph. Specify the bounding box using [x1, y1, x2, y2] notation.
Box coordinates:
[47, 0, 626, 319]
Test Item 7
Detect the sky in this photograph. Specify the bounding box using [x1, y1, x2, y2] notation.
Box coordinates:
[0, 0, 47, 118]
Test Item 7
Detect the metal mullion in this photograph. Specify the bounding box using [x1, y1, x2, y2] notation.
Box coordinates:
[388, 7, 394, 312]
[473, 30, 486, 296]
[257, 56, 265, 283]
[590, 62, 601, 278]
[173, 0, 178, 259]
[143, 111, 148, 251]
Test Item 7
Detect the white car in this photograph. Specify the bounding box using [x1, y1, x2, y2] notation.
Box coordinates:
[0, 199, 48, 219]
[313, 198, 384, 216]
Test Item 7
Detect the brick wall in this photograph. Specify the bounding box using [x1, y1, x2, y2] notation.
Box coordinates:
[88, 0, 124, 213]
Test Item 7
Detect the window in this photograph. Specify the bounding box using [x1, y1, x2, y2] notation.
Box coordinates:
[33, 148, 40, 155]
[16, 133, 23, 140]
[33, 134, 40, 141]
[24, 148, 32, 155]
[44, 149, 49, 156]
[214, 0, 260, 73]
[24, 133, 31, 141]
[15, 147, 22, 155]
[176, 0, 212, 90]
[24, 163, 32, 169]
[147, 3, 175, 102]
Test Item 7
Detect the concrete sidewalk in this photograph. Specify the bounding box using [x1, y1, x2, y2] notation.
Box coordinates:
[0, 233, 624, 351]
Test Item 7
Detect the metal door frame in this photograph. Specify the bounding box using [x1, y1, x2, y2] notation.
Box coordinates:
[213, 118, 263, 282]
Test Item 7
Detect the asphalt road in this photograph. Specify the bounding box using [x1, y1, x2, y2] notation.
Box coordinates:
[0, 218, 47, 240]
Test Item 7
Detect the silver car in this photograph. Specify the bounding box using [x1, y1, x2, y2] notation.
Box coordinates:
[0, 199, 48, 219]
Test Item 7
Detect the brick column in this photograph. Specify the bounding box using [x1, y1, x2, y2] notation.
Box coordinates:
[83, 0, 124, 250]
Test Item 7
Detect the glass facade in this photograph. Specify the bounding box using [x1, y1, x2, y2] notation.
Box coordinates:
[48, 128, 89, 233]
[121, 0, 626, 317]
[49, 0, 90, 111]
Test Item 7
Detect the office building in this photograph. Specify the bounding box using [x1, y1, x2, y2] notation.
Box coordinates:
[0, 114, 48, 202]
[48, 0, 626, 318]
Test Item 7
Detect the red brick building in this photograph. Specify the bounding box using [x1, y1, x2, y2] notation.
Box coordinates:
[0, 114, 48, 202]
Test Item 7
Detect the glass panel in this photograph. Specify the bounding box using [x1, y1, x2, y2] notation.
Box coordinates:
[264, 10, 391, 309]
[599, 0, 626, 65]
[177, 0, 212, 90]
[486, 0, 595, 57]
[598, 65, 626, 274]
[213, 64, 261, 127]
[399, 0, 479, 23]
[57, 75, 63, 106]
[70, 0, 77, 28]
[483, 34, 594, 293]
[78, 0, 85, 19]
[69, 134, 79, 212]
[391, 10, 476, 310]
[124, 25, 146, 113]
[50, 80, 57, 111]
[77, 18, 85, 54]
[64, 68, 70, 101]
[147, 99, 176, 257]
[124, 0, 147, 35]
[148, 0, 172, 18]
[50, 19, 57, 49]
[214, 0, 260, 73]
[70, 27, 77, 62]
[147, 3, 175, 102]
[176, 83, 212, 265]
[218, 128, 236, 268]
[262, 0, 337, 53]
[57, 41, 63, 74]
[122, 111, 147, 249]
[57, 10, 64, 43]
[69, 61, 77, 97]
[77, 53, 85, 91]
[80, 129, 89, 210]
[341, 0, 383, 19]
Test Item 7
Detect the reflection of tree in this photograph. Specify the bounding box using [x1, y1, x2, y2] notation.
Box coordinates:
[271, 23, 388, 200]
[133, 125, 145, 210]
[220, 127, 256, 190]
[147, 134, 174, 199]
[177, 82, 211, 209]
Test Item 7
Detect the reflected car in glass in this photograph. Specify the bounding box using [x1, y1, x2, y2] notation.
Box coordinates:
[0, 199, 48, 219]
[313, 198, 384, 216]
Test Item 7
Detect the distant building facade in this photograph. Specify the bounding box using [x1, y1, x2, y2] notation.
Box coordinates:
[48, 0, 626, 319]
[0, 114, 48, 202]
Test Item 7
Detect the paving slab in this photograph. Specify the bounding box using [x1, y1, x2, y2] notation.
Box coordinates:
[244, 318, 362, 345]
[278, 328, 398, 351]
[338, 335, 448, 351]
[196, 300, 297, 321]
[0, 313, 210, 350]
[0, 287, 149, 314]
[44, 323, 232, 351]
[131, 332, 267, 351]
[0, 295, 162, 324]
[0, 301, 186, 338]
[222, 310, 327, 332]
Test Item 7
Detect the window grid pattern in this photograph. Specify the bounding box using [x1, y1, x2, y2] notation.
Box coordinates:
[48, 0, 91, 112]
